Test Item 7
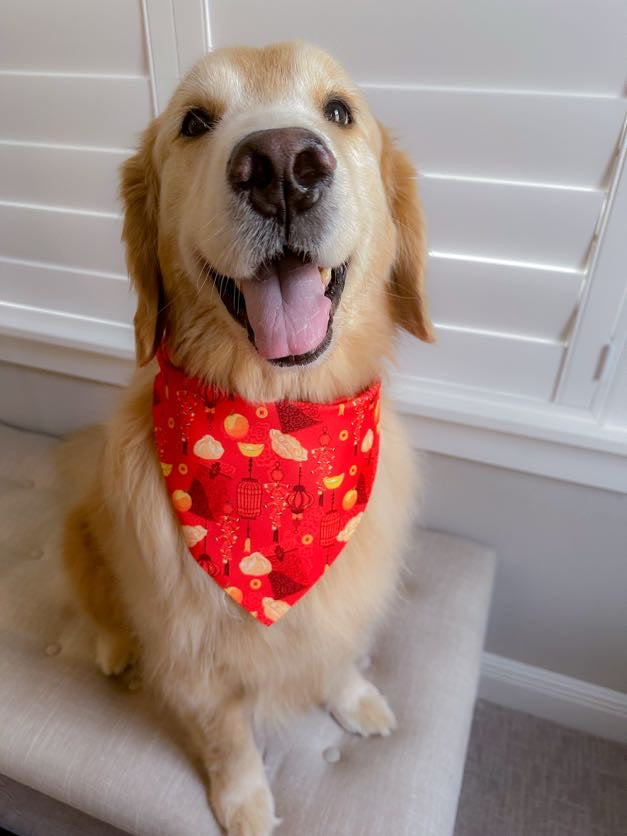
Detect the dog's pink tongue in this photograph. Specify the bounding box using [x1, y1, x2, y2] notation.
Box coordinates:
[241, 254, 331, 360]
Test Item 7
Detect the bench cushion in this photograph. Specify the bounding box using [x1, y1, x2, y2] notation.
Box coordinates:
[0, 423, 495, 836]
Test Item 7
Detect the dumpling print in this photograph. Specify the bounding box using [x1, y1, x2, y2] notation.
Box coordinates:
[269, 428, 308, 462]
[361, 428, 374, 453]
[336, 512, 364, 543]
[182, 524, 207, 548]
[239, 552, 273, 576]
[193, 434, 224, 460]
[262, 597, 291, 622]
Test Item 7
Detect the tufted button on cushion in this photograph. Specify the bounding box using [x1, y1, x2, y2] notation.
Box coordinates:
[0, 423, 496, 836]
[322, 745, 342, 764]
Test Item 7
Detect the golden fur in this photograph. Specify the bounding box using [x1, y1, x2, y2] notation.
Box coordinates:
[62, 42, 432, 835]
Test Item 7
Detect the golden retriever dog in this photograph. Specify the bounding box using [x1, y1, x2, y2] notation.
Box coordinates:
[62, 41, 433, 835]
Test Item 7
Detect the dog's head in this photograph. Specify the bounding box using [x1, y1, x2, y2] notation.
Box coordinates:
[121, 42, 433, 400]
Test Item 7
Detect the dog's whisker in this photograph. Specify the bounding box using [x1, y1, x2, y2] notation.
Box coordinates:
[195, 262, 211, 297]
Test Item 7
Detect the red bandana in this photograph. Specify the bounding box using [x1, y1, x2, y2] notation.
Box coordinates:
[153, 348, 381, 625]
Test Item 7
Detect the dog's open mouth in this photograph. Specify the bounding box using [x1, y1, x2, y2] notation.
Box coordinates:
[203, 249, 348, 367]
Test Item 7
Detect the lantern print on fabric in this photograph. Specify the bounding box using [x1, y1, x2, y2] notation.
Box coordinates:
[153, 347, 381, 626]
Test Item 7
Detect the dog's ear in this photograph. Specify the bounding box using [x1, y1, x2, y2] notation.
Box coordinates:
[120, 119, 166, 366]
[379, 123, 434, 343]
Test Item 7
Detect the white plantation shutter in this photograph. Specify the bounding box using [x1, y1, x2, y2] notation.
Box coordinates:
[1, 0, 626, 487]
[0, 0, 150, 364]
[210, 0, 627, 408]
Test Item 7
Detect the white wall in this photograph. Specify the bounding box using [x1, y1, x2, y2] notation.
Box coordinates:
[421, 451, 627, 694]
[0, 362, 120, 436]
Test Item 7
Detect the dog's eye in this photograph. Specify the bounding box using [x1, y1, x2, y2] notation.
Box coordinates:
[324, 98, 352, 127]
[181, 108, 215, 138]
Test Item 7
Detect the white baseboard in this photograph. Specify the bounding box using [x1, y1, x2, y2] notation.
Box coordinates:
[480, 652, 627, 744]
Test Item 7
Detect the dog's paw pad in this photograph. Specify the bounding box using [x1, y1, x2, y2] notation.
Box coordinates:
[332, 682, 397, 737]
[96, 631, 135, 676]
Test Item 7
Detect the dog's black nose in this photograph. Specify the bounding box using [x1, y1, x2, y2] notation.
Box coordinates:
[227, 128, 336, 225]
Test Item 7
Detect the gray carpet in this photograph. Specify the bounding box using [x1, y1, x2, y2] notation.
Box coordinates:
[454, 700, 627, 836]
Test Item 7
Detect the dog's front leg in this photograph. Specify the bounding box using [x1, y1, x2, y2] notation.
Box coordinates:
[177, 689, 278, 836]
[326, 662, 397, 738]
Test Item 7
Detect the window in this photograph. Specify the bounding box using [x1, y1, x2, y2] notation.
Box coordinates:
[1, 0, 625, 490]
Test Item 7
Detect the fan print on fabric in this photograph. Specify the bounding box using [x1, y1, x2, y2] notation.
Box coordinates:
[153, 347, 381, 626]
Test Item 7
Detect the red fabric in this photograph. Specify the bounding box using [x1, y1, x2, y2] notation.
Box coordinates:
[153, 348, 381, 625]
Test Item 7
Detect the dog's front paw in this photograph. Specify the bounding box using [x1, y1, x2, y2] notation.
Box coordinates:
[211, 775, 279, 836]
[95, 630, 136, 676]
[330, 675, 397, 737]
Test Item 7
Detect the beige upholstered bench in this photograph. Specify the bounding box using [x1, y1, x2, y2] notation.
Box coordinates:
[0, 423, 495, 836]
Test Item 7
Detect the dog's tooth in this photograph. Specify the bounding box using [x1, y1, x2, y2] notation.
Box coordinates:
[319, 267, 332, 286]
